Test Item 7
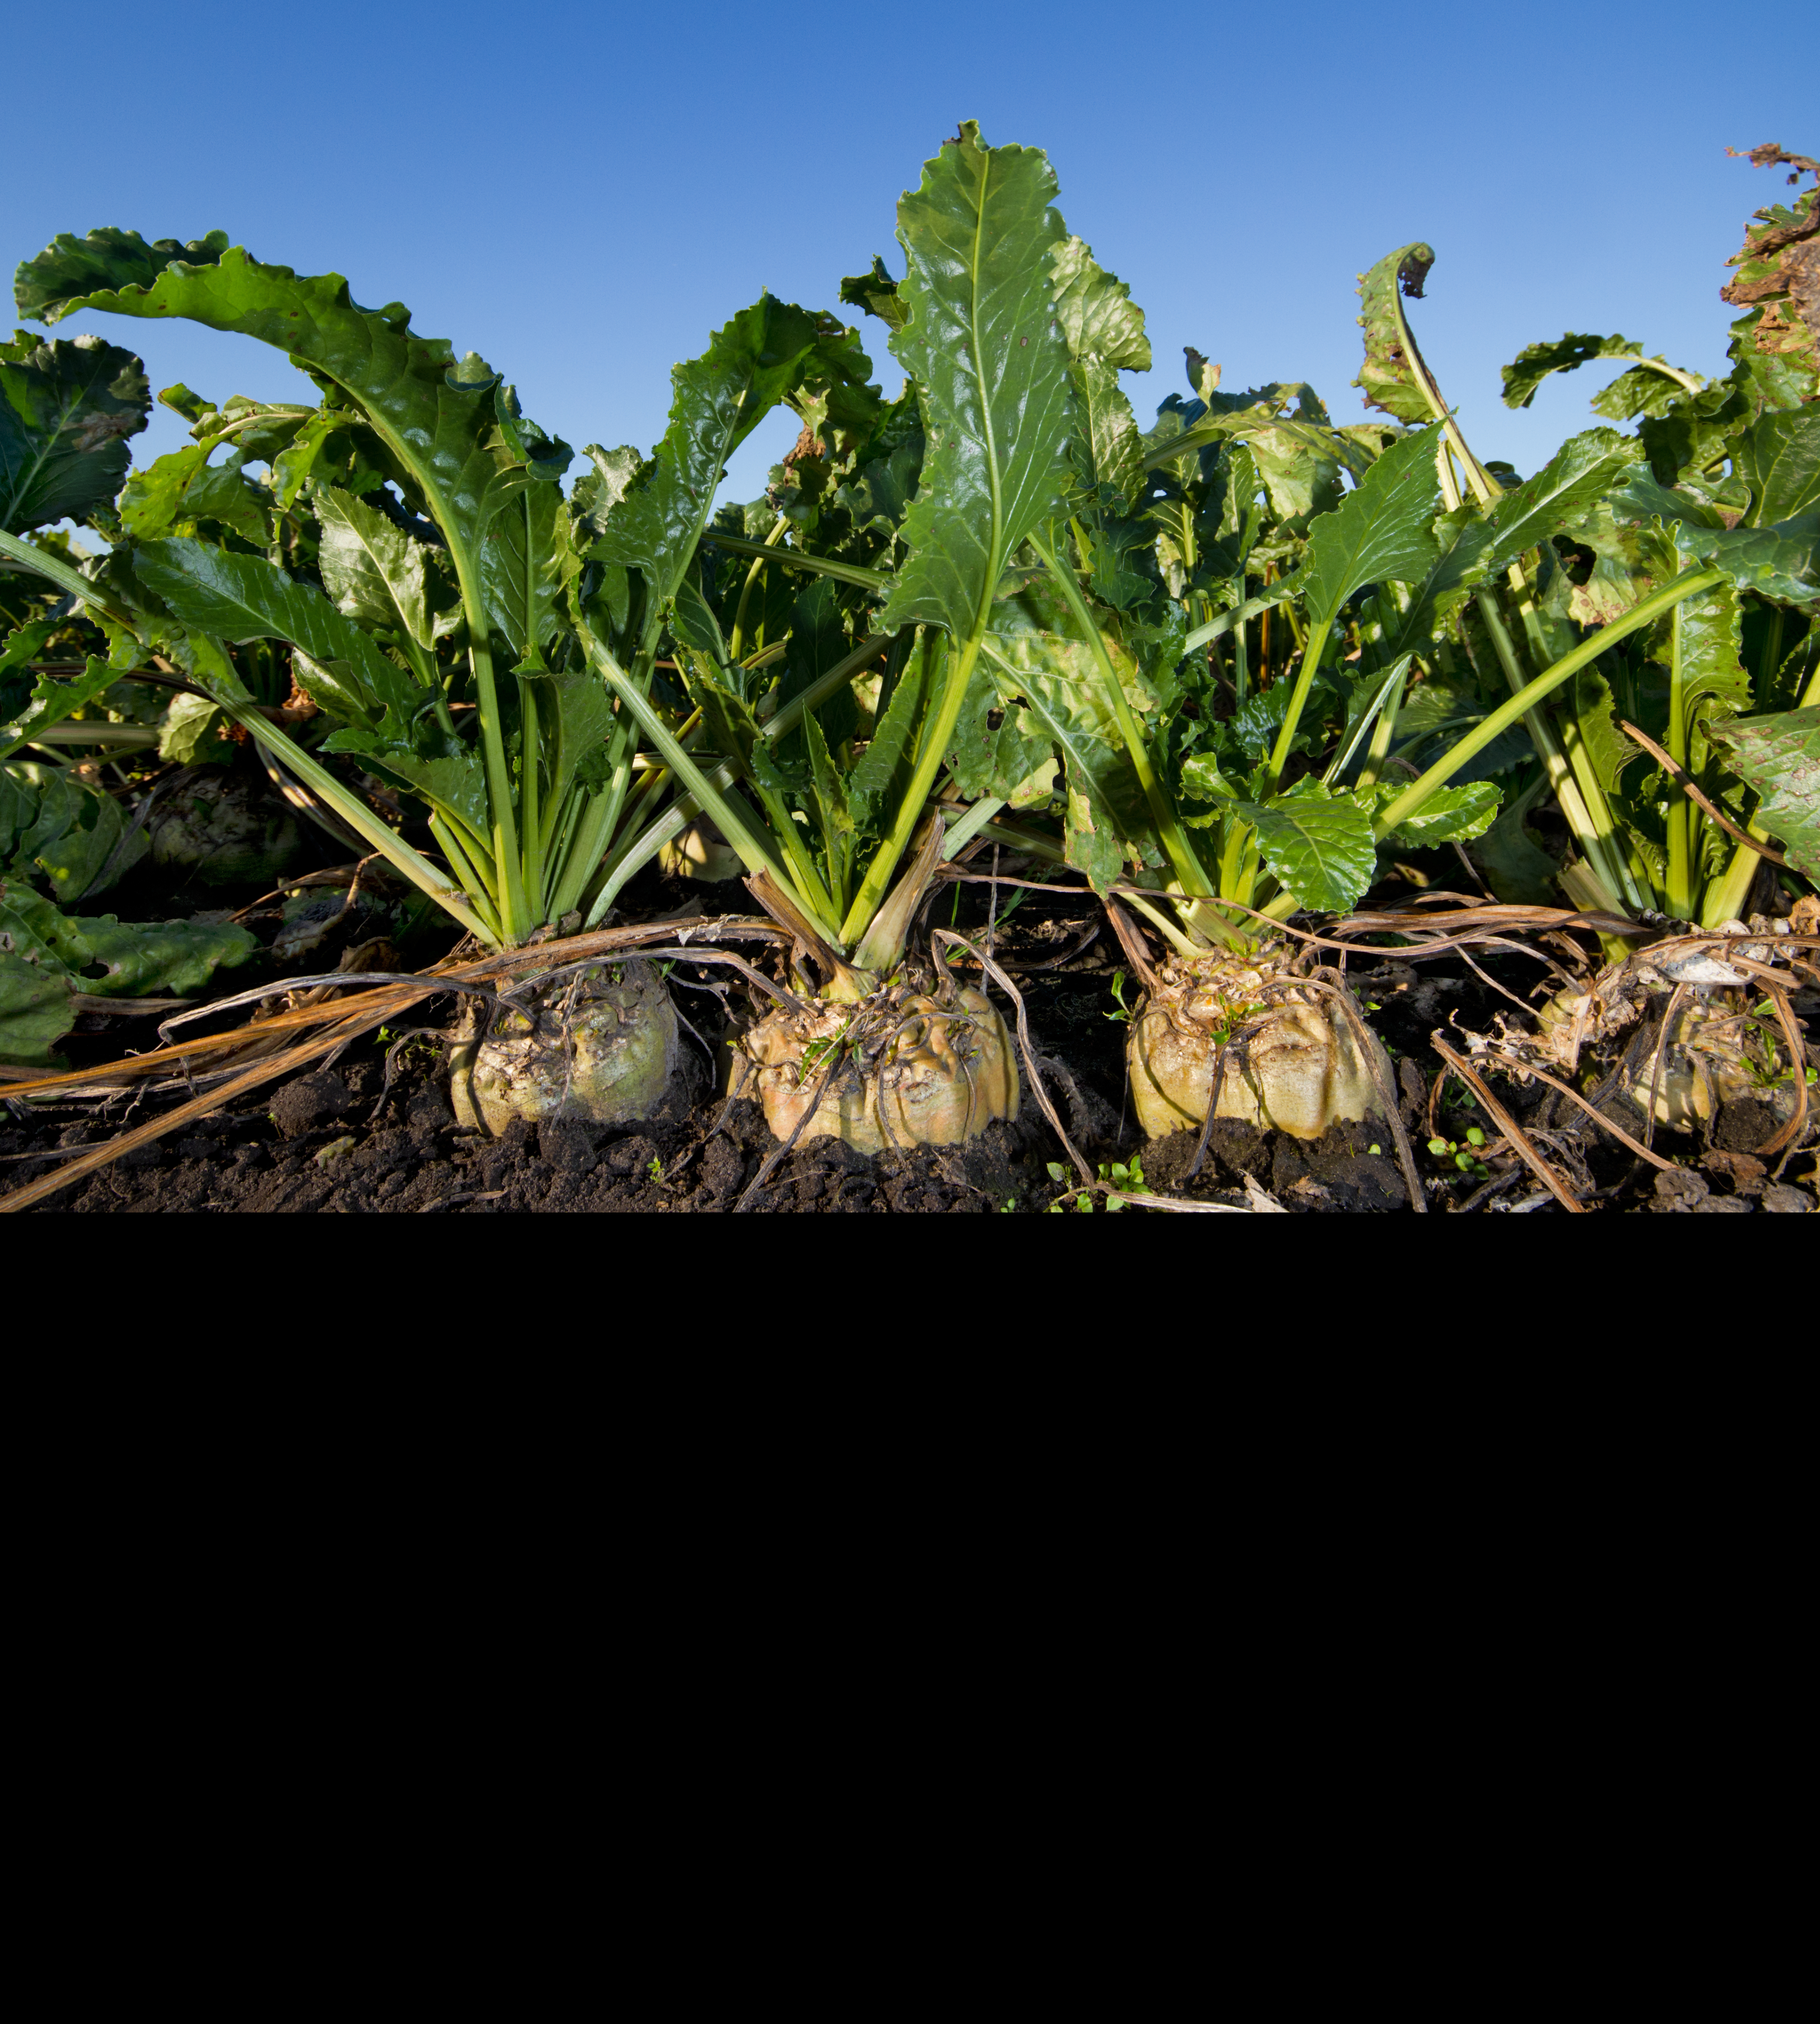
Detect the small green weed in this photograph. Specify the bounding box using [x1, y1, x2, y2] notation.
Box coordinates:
[1427, 1126, 1488, 1178]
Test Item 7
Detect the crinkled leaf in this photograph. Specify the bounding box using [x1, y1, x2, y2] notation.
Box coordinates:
[482, 477, 577, 667]
[543, 668, 617, 819]
[1591, 362, 1702, 423]
[880, 125, 1076, 642]
[1371, 777, 1501, 846]
[594, 297, 871, 614]
[14, 227, 231, 322]
[1, 331, 150, 533]
[1231, 780, 1377, 911]
[1299, 422, 1444, 630]
[3, 759, 143, 901]
[353, 746, 488, 838]
[1563, 664, 1641, 802]
[1051, 237, 1149, 512]
[1608, 471, 1820, 609]
[121, 444, 210, 539]
[0, 654, 119, 761]
[946, 652, 1056, 805]
[1486, 428, 1644, 568]
[1674, 512, 1820, 610]
[1374, 429, 1647, 663]
[1656, 569, 1750, 776]
[1230, 671, 1340, 760]
[315, 483, 431, 644]
[1500, 332, 1645, 409]
[1709, 704, 1820, 879]
[984, 633, 1154, 893]
[184, 453, 269, 543]
[18, 235, 514, 598]
[134, 536, 425, 733]
[849, 641, 934, 820]
[573, 444, 645, 535]
[1732, 408, 1820, 526]
[839, 257, 907, 333]
[157, 690, 233, 767]
[1240, 420, 1343, 525]
[67, 910, 256, 995]
[1354, 243, 1438, 425]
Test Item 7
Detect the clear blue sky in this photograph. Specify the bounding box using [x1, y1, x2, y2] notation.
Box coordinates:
[12, 0, 1815, 508]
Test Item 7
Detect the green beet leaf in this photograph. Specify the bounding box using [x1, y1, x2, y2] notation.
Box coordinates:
[1051, 237, 1150, 514]
[0, 654, 119, 762]
[1, 332, 151, 533]
[315, 484, 432, 646]
[1298, 422, 1444, 632]
[134, 536, 425, 735]
[19, 235, 517, 614]
[839, 257, 907, 333]
[1608, 470, 1820, 608]
[3, 759, 145, 901]
[1231, 780, 1378, 912]
[14, 228, 230, 323]
[594, 297, 874, 622]
[1354, 244, 1439, 425]
[880, 124, 1076, 643]
[1500, 333, 1645, 409]
[1710, 705, 1820, 879]
[1370, 777, 1501, 847]
[1731, 408, 1820, 526]
[1485, 428, 1644, 570]
[0, 879, 254, 1065]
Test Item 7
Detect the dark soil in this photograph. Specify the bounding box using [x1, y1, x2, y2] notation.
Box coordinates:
[7, 833, 1818, 1214]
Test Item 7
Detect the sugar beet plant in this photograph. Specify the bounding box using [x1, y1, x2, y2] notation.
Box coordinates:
[3, 129, 1815, 1149]
[751, 136, 1820, 1146]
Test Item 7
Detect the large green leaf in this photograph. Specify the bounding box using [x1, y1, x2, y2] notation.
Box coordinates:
[1, 332, 150, 533]
[542, 667, 618, 819]
[19, 235, 511, 601]
[1374, 429, 1647, 663]
[879, 124, 1076, 642]
[1353, 244, 1438, 425]
[1298, 422, 1444, 630]
[946, 653, 1056, 806]
[314, 483, 431, 645]
[1051, 237, 1150, 512]
[1370, 777, 1501, 847]
[1732, 408, 1820, 526]
[354, 747, 488, 839]
[14, 228, 230, 321]
[981, 632, 1153, 894]
[1664, 571, 1750, 777]
[132, 536, 423, 733]
[1232, 780, 1377, 911]
[1500, 333, 1646, 410]
[0, 880, 253, 1065]
[1710, 704, 1820, 878]
[482, 477, 577, 668]
[1486, 428, 1643, 568]
[593, 297, 872, 617]
[1609, 472, 1820, 609]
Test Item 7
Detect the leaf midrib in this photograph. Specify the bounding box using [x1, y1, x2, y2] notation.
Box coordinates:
[967, 148, 1003, 639]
